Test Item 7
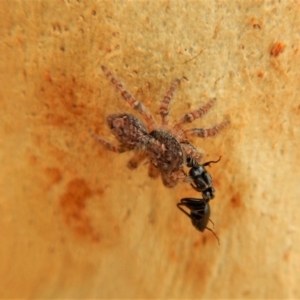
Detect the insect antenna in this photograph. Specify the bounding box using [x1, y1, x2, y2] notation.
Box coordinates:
[205, 226, 220, 245]
[203, 156, 222, 167]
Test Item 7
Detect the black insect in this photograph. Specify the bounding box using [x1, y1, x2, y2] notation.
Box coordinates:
[187, 156, 221, 201]
[177, 157, 221, 244]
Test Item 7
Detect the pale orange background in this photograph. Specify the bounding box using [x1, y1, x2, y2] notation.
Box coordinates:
[1, 0, 300, 298]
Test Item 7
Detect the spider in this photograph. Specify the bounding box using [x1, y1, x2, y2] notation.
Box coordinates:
[92, 66, 228, 188]
[177, 157, 221, 244]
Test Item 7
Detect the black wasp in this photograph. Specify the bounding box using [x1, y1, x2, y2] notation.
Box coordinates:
[177, 157, 221, 244]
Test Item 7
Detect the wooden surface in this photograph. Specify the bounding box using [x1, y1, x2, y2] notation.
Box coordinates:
[1, 0, 300, 298]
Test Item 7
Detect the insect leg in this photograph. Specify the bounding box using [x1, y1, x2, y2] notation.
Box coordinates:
[203, 156, 222, 167]
[177, 203, 192, 219]
[205, 226, 220, 245]
[208, 218, 215, 228]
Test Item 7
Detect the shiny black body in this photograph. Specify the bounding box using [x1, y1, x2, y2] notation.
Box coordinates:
[177, 157, 221, 244]
[177, 198, 211, 232]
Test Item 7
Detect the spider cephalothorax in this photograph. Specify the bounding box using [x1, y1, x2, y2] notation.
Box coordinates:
[93, 66, 228, 188]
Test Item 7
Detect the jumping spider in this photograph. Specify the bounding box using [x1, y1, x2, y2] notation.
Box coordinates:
[177, 157, 221, 244]
[93, 66, 228, 188]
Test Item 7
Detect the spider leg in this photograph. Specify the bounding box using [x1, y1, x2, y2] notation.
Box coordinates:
[173, 98, 216, 129]
[184, 119, 230, 138]
[159, 79, 180, 126]
[148, 162, 160, 178]
[161, 170, 186, 188]
[180, 143, 204, 163]
[127, 151, 147, 169]
[183, 175, 193, 184]
[91, 133, 127, 153]
[101, 66, 156, 131]
[161, 172, 177, 188]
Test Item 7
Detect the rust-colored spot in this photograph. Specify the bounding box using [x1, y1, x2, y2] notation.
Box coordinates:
[168, 249, 178, 262]
[193, 237, 205, 248]
[230, 193, 242, 208]
[43, 113, 69, 127]
[271, 41, 286, 57]
[148, 210, 156, 225]
[39, 73, 92, 129]
[193, 232, 219, 247]
[28, 154, 39, 166]
[59, 178, 99, 241]
[183, 255, 207, 293]
[283, 247, 291, 262]
[44, 71, 52, 82]
[165, 51, 171, 59]
[45, 167, 62, 186]
[257, 70, 264, 78]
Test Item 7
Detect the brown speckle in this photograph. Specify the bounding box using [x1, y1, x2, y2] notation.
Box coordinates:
[230, 193, 242, 208]
[45, 167, 62, 185]
[249, 17, 262, 29]
[257, 71, 264, 78]
[59, 178, 99, 241]
[283, 246, 292, 262]
[271, 41, 286, 57]
[44, 71, 52, 82]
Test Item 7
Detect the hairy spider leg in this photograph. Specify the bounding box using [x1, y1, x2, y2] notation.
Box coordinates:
[180, 143, 204, 163]
[159, 79, 180, 126]
[173, 98, 216, 129]
[101, 66, 156, 131]
[161, 170, 186, 188]
[184, 119, 230, 138]
[91, 133, 126, 153]
[127, 151, 147, 169]
[148, 162, 160, 178]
